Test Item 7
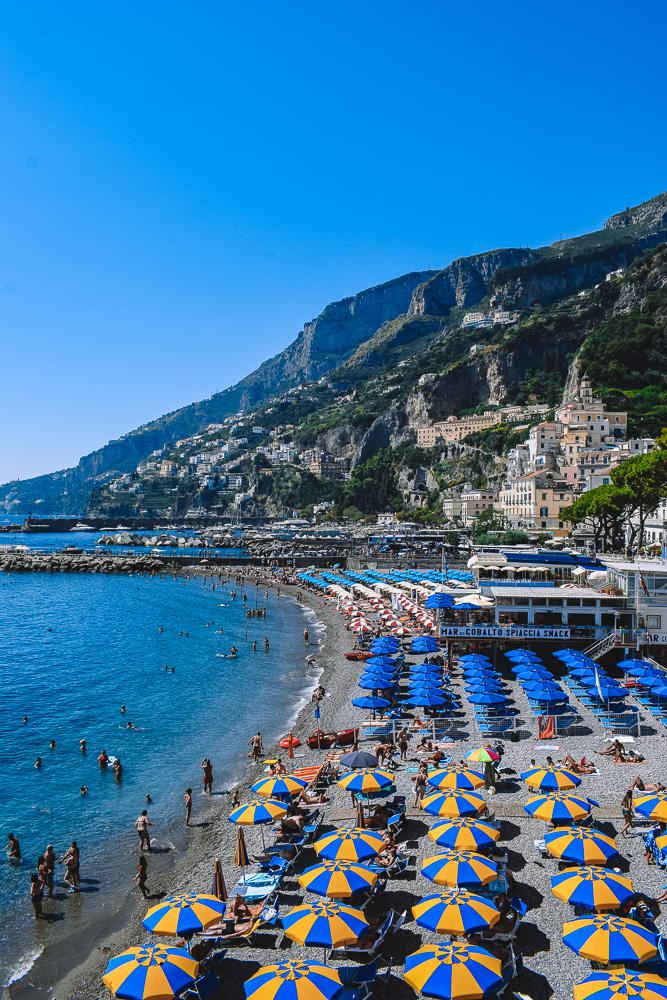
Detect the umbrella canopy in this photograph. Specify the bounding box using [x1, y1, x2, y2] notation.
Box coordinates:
[524, 792, 591, 823]
[421, 850, 498, 887]
[573, 972, 667, 1000]
[244, 961, 343, 1000]
[407, 694, 449, 707]
[544, 827, 617, 864]
[404, 942, 502, 999]
[282, 900, 367, 949]
[635, 793, 667, 822]
[412, 889, 500, 935]
[422, 790, 486, 818]
[465, 682, 504, 695]
[103, 945, 198, 1000]
[252, 776, 309, 798]
[298, 861, 377, 899]
[466, 747, 499, 763]
[551, 866, 633, 911]
[522, 679, 562, 693]
[427, 769, 484, 791]
[521, 766, 581, 791]
[142, 894, 226, 937]
[425, 594, 455, 608]
[351, 695, 391, 710]
[526, 688, 567, 703]
[369, 640, 400, 652]
[428, 818, 499, 851]
[412, 638, 440, 652]
[339, 751, 378, 769]
[563, 914, 658, 964]
[365, 656, 399, 667]
[337, 769, 394, 794]
[229, 799, 288, 825]
[467, 692, 506, 705]
[314, 827, 385, 862]
[357, 677, 395, 690]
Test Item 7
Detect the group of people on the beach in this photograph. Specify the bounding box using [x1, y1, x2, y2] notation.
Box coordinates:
[10, 837, 81, 920]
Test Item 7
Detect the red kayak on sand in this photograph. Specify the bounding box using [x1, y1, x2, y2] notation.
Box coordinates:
[344, 651, 372, 661]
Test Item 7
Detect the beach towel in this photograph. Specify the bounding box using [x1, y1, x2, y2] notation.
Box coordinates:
[537, 716, 555, 739]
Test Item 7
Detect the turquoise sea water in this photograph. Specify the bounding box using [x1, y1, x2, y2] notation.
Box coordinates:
[0, 571, 322, 988]
[0, 529, 247, 557]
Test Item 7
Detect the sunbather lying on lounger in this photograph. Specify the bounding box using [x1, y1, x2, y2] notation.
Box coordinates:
[366, 803, 391, 829]
[630, 776, 664, 793]
[297, 790, 329, 806]
[356, 913, 386, 949]
[561, 752, 596, 774]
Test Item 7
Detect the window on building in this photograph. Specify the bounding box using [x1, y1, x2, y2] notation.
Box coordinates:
[540, 507, 548, 517]
[541, 521, 547, 527]
[542, 493, 547, 500]
[648, 616, 662, 628]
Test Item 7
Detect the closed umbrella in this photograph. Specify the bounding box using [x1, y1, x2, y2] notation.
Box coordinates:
[234, 827, 250, 869]
[212, 859, 227, 902]
[404, 942, 502, 999]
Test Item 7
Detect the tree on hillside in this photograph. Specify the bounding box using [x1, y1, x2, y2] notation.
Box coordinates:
[611, 448, 667, 548]
[560, 484, 634, 551]
[343, 449, 402, 514]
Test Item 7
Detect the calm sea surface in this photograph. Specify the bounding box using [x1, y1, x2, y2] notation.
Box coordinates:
[0, 528, 247, 558]
[0, 571, 322, 988]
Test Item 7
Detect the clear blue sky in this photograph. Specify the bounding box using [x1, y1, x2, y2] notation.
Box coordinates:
[2, 0, 666, 483]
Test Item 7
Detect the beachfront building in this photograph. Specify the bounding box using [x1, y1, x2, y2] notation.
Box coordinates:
[603, 560, 667, 647]
[443, 491, 497, 525]
[486, 584, 631, 632]
[499, 469, 574, 533]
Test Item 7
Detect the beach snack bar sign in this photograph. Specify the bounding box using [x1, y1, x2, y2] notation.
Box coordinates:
[439, 625, 570, 639]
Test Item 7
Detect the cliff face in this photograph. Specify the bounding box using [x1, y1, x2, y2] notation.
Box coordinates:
[605, 191, 667, 231]
[408, 249, 539, 316]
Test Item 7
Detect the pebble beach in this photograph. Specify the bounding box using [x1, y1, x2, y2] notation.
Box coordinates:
[10, 579, 667, 1000]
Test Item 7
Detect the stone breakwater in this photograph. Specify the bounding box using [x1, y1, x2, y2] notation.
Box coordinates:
[0, 551, 172, 574]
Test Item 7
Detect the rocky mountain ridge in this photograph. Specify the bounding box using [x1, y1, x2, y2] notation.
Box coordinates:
[3, 189, 667, 516]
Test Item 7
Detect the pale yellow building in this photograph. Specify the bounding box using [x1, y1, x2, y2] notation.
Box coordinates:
[499, 469, 574, 534]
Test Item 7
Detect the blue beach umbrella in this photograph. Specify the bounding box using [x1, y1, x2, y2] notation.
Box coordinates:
[425, 594, 454, 609]
[528, 688, 567, 703]
[465, 683, 503, 695]
[459, 655, 492, 663]
[352, 696, 390, 710]
[406, 694, 448, 708]
[522, 679, 562, 693]
[468, 692, 506, 705]
[366, 656, 399, 667]
[412, 638, 440, 653]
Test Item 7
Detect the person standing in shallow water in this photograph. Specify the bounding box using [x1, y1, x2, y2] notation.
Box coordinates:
[135, 811, 154, 851]
[201, 758, 213, 794]
[6, 833, 21, 860]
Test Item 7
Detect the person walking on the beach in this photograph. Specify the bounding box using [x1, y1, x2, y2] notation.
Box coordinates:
[286, 731, 295, 760]
[30, 871, 45, 920]
[303, 628, 309, 645]
[201, 758, 213, 794]
[248, 732, 263, 761]
[184, 788, 193, 827]
[397, 728, 409, 761]
[136, 811, 154, 851]
[133, 855, 149, 899]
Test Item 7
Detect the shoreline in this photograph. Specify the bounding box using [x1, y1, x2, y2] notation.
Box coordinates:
[8, 579, 349, 1000]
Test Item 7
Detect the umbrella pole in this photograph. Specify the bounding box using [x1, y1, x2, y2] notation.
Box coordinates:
[261, 824, 266, 852]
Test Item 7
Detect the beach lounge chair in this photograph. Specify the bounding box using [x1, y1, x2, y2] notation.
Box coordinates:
[337, 960, 392, 1000]
[331, 910, 406, 957]
[230, 871, 282, 901]
[181, 971, 221, 999]
[366, 855, 408, 879]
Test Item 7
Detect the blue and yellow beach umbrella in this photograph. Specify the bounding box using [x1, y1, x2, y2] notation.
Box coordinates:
[314, 827, 385, 863]
[421, 850, 498, 888]
[427, 818, 499, 851]
[142, 894, 226, 936]
[574, 972, 667, 1000]
[298, 861, 377, 899]
[244, 961, 343, 1000]
[281, 900, 368, 948]
[635, 793, 667, 822]
[545, 827, 617, 864]
[336, 769, 394, 794]
[252, 776, 308, 798]
[551, 866, 633, 911]
[404, 942, 502, 1000]
[524, 792, 591, 823]
[563, 914, 658, 964]
[427, 768, 484, 791]
[234, 826, 250, 868]
[421, 790, 486, 818]
[412, 889, 500, 935]
[103, 945, 198, 1000]
[521, 766, 581, 791]
[229, 799, 288, 825]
